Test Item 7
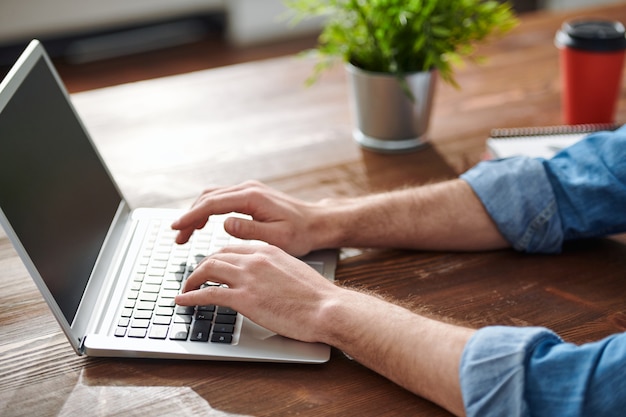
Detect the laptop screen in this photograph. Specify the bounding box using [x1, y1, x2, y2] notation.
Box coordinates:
[0, 56, 122, 323]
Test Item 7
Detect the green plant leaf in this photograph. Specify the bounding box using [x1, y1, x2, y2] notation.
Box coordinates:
[284, 0, 518, 87]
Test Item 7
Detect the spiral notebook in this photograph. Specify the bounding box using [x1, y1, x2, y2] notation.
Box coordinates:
[486, 123, 620, 159]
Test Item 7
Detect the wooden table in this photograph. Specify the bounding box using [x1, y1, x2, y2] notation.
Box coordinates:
[2, 4, 626, 416]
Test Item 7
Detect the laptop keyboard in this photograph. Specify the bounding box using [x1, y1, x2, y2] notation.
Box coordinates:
[114, 215, 259, 344]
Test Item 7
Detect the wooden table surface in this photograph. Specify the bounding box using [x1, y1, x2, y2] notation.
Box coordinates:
[2, 4, 626, 416]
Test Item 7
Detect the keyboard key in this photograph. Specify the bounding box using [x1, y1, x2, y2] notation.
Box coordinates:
[114, 327, 127, 337]
[167, 264, 187, 274]
[169, 324, 189, 340]
[170, 252, 188, 262]
[195, 311, 213, 321]
[157, 297, 176, 307]
[149, 325, 169, 339]
[174, 314, 192, 324]
[149, 260, 168, 269]
[215, 314, 237, 325]
[154, 245, 172, 254]
[155, 306, 174, 316]
[134, 310, 152, 320]
[130, 318, 150, 328]
[147, 267, 166, 277]
[163, 281, 181, 290]
[164, 272, 184, 282]
[152, 315, 171, 325]
[213, 323, 234, 334]
[141, 284, 161, 293]
[144, 276, 163, 285]
[190, 321, 212, 342]
[138, 292, 158, 302]
[128, 328, 147, 338]
[160, 290, 179, 298]
[197, 305, 216, 312]
[211, 333, 232, 344]
[216, 306, 237, 315]
[136, 301, 156, 311]
[175, 306, 195, 315]
[152, 252, 170, 261]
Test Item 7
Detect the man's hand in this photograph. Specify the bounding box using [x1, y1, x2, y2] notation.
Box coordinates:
[173, 178, 509, 260]
[171, 181, 330, 257]
[175, 243, 471, 416]
[174, 244, 338, 343]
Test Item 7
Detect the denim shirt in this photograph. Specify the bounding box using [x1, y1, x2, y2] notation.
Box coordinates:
[458, 127, 626, 416]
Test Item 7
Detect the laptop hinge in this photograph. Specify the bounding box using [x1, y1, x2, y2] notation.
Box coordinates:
[78, 336, 87, 355]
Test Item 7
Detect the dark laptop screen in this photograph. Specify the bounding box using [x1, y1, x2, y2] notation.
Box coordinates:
[0, 57, 122, 322]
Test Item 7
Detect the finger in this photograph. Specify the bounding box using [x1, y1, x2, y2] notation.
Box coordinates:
[173, 191, 215, 243]
[174, 227, 197, 245]
[173, 180, 276, 231]
[212, 244, 269, 256]
[172, 198, 240, 244]
[189, 181, 265, 206]
[183, 246, 278, 291]
[171, 181, 279, 245]
[175, 285, 235, 307]
[171, 190, 255, 232]
[182, 256, 242, 292]
[223, 217, 275, 242]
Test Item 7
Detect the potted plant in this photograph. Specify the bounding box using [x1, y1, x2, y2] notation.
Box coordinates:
[284, 0, 518, 152]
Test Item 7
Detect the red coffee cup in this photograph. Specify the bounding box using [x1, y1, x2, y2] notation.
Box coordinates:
[555, 19, 626, 124]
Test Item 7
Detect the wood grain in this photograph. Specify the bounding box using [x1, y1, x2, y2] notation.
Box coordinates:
[2, 4, 626, 416]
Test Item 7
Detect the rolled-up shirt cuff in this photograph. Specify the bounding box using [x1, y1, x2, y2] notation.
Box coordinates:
[460, 326, 562, 417]
[460, 157, 564, 253]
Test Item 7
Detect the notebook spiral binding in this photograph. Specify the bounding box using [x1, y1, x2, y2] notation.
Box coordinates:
[490, 123, 621, 138]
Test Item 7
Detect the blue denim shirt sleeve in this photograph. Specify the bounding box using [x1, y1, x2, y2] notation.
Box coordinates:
[458, 127, 626, 415]
[460, 126, 626, 253]
[461, 157, 563, 252]
[460, 326, 626, 417]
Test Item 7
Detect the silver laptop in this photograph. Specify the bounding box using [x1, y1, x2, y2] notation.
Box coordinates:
[0, 40, 336, 363]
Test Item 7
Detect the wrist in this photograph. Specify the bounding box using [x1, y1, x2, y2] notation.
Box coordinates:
[314, 286, 392, 352]
[308, 193, 394, 250]
[314, 286, 363, 347]
[307, 198, 354, 251]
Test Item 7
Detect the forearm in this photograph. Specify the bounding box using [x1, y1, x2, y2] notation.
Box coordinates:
[310, 179, 509, 252]
[318, 287, 474, 416]
[177, 243, 475, 415]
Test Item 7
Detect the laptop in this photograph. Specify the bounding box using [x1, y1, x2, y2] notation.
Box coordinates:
[0, 40, 336, 363]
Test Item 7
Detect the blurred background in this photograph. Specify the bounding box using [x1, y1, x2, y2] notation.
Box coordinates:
[0, 0, 622, 92]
